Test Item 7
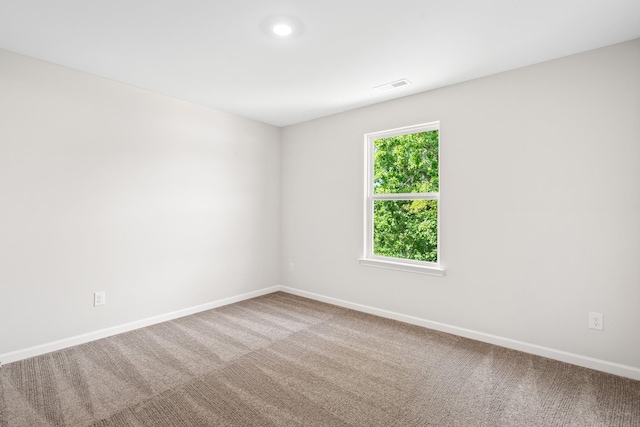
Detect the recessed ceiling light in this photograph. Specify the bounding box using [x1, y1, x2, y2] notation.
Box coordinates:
[273, 23, 293, 36]
[261, 15, 303, 39]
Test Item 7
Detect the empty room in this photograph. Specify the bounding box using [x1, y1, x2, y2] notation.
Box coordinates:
[1, 0, 639, 426]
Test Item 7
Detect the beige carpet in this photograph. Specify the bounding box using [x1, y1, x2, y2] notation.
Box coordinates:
[0, 292, 638, 426]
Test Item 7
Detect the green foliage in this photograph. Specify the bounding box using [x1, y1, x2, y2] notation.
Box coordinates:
[374, 131, 438, 194]
[373, 131, 439, 262]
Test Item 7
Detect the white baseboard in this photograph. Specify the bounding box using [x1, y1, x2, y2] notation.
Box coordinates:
[3, 284, 639, 382]
[279, 286, 640, 381]
[0, 286, 281, 366]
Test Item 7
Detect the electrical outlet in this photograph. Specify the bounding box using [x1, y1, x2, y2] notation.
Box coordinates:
[94, 291, 106, 307]
[589, 312, 603, 330]
[289, 262, 295, 272]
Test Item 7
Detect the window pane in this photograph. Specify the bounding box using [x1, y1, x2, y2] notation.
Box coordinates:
[373, 130, 438, 194]
[373, 199, 438, 262]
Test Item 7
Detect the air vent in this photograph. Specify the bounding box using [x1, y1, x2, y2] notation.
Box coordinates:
[373, 78, 412, 93]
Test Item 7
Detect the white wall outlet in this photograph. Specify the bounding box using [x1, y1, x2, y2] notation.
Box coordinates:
[94, 291, 106, 307]
[589, 312, 603, 330]
[289, 262, 295, 272]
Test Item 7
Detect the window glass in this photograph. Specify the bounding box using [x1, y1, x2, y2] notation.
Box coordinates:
[373, 199, 438, 262]
[363, 122, 441, 272]
[373, 130, 439, 194]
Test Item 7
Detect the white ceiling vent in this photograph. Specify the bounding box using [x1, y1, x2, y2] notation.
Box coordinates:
[373, 78, 412, 93]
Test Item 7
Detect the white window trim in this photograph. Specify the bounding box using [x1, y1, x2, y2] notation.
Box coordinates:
[359, 121, 444, 277]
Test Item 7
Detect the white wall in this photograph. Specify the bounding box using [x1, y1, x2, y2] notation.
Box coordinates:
[0, 49, 280, 355]
[281, 39, 640, 371]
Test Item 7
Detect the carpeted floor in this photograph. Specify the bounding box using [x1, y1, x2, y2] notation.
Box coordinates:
[0, 292, 638, 426]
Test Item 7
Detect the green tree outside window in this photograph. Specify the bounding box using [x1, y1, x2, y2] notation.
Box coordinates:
[372, 130, 439, 263]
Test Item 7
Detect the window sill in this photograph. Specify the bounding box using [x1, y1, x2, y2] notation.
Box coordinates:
[358, 258, 445, 276]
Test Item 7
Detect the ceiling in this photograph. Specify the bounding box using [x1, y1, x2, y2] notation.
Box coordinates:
[1, 1, 639, 127]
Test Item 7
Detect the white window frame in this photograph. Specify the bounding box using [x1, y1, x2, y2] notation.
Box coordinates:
[359, 121, 444, 276]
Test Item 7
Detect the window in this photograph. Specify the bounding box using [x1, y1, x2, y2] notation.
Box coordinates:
[359, 122, 444, 276]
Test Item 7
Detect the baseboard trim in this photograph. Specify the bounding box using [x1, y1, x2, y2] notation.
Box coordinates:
[0, 286, 281, 366]
[3, 284, 639, 381]
[279, 286, 640, 381]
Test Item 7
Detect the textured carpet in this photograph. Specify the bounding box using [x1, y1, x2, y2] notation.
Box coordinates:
[0, 292, 638, 426]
